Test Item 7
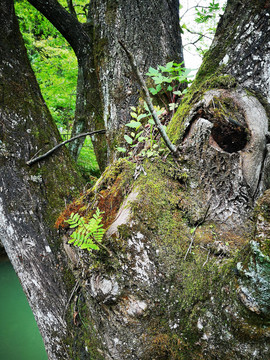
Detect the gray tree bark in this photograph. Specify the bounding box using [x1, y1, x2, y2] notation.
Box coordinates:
[89, 0, 184, 162]
[0, 1, 83, 358]
[168, 0, 270, 227]
[2, 0, 270, 359]
[27, 0, 184, 169]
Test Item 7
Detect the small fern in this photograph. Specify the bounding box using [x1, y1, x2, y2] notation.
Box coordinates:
[66, 208, 105, 251]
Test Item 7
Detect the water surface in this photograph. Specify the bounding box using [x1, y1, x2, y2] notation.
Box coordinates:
[0, 257, 48, 359]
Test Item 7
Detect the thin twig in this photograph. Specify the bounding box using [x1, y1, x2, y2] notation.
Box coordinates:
[203, 249, 211, 267]
[118, 40, 178, 156]
[185, 28, 212, 41]
[26, 129, 106, 166]
[62, 279, 80, 321]
[184, 224, 199, 260]
[184, 203, 211, 260]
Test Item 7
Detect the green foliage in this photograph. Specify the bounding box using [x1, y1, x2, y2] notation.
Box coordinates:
[117, 61, 192, 159]
[66, 209, 105, 251]
[180, 0, 226, 58]
[15, 0, 100, 174]
[76, 136, 100, 178]
[117, 104, 165, 159]
[146, 61, 191, 109]
[195, 0, 222, 24]
[15, 0, 78, 130]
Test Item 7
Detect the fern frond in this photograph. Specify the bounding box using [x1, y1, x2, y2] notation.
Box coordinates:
[67, 208, 105, 252]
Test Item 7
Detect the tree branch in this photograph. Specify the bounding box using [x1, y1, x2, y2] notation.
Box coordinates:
[66, 0, 77, 19]
[118, 40, 178, 156]
[27, 129, 106, 166]
[27, 0, 90, 57]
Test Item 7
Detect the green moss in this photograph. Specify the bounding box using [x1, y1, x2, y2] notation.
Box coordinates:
[64, 295, 105, 359]
[167, 72, 237, 145]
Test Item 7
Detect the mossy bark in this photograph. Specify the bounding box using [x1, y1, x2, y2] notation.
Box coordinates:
[88, 0, 184, 163]
[54, 0, 270, 358]
[2, 0, 270, 359]
[0, 1, 83, 358]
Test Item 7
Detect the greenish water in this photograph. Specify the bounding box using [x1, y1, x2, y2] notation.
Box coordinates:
[0, 257, 48, 360]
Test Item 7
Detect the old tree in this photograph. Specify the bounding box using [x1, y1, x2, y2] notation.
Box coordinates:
[1, 0, 270, 359]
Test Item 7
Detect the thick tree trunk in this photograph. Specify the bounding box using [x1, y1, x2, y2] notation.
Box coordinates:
[90, 0, 184, 162]
[27, 0, 184, 169]
[168, 0, 270, 226]
[0, 1, 83, 358]
[50, 1, 270, 358]
[3, 0, 270, 359]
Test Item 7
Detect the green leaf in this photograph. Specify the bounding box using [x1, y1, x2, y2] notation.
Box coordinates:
[80, 244, 90, 249]
[124, 135, 133, 144]
[135, 130, 144, 140]
[137, 113, 148, 121]
[169, 103, 178, 111]
[126, 121, 142, 129]
[130, 112, 138, 119]
[146, 150, 154, 158]
[138, 136, 146, 142]
[190, 227, 196, 234]
[149, 88, 159, 95]
[116, 147, 127, 153]
[146, 67, 159, 76]
[89, 244, 100, 250]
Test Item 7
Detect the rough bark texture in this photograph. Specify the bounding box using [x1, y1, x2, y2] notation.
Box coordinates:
[90, 0, 184, 161]
[2, 0, 270, 359]
[0, 1, 83, 358]
[51, 0, 270, 359]
[27, 0, 184, 169]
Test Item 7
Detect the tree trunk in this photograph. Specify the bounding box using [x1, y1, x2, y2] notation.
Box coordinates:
[168, 0, 270, 226]
[90, 0, 184, 162]
[0, 1, 83, 358]
[2, 0, 270, 359]
[49, 0, 269, 358]
[27, 0, 184, 169]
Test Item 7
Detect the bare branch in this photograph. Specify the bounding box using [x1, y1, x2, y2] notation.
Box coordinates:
[27, 0, 89, 57]
[27, 129, 106, 166]
[180, 4, 210, 20]
[185, 28, 212, 40]
[66, 0, 77, 19]
[118, 40, 178, 156]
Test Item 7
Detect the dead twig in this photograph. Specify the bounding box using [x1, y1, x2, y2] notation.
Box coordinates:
[62, 279, 80, 321]
[184, 203, 211, 260]
[203, 249, 211, 267]
[26, 129, 106, 166]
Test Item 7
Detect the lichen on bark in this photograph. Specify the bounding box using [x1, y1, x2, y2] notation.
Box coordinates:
[59, 152, 270, 358]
